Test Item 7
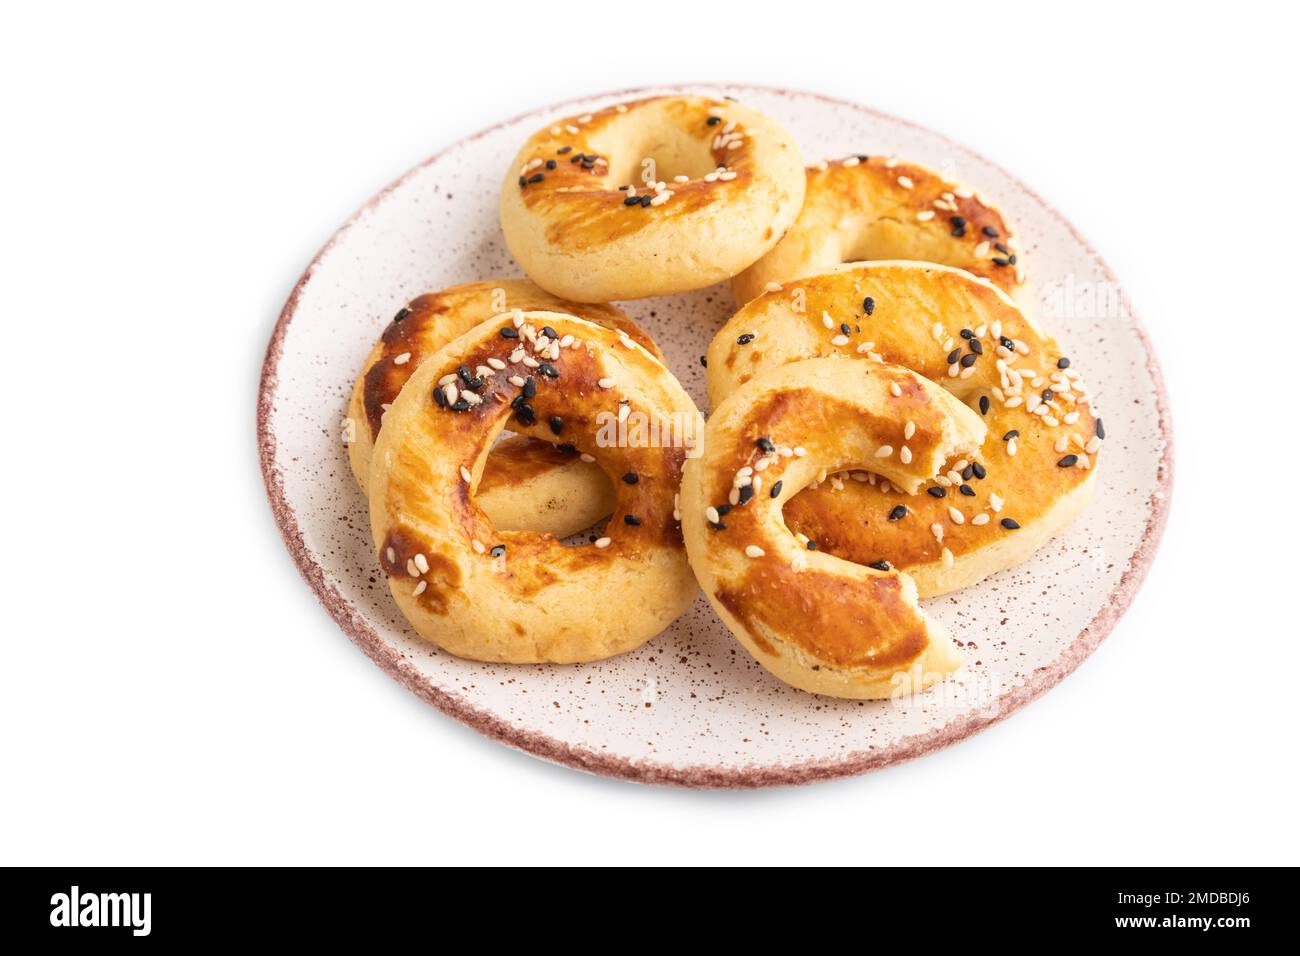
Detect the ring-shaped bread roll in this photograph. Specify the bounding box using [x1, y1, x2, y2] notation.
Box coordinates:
[347, 279, 664, 536]
[708, 261, 1101, 598]
[369, 310, 701, 663]
[680, 357, 986, 698]
[732, 155, 1023, 305]
[500, 95, 805, 302]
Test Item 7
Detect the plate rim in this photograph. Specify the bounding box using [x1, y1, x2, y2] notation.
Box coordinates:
[257, 82, 1175, 789]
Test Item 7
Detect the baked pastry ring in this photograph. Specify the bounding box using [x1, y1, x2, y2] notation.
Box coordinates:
[369, 310, 701, 663]
[347, 279, 664, 536]
[680, 356, 985, 699]
[708, 261, 1100, 598]
[500, 95, 805, 302]
[732, 154, 1023, 305]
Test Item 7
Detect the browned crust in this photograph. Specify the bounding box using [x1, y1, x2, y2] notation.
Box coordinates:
[258, 83, 1174, 789]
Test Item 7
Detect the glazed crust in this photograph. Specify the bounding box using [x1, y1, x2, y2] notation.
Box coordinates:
[709, 262, 1101, 598]
[732, 155, 1023, 305]
[681, 357, 984, 699]
[500, 95, 805, 301]
[369, 311, 701, 664]
[346, 279, 663, 536]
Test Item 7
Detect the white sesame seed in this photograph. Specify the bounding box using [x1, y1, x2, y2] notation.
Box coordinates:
[974, 241, 990, 257]
[745, 545, 765, 558]
[765, 282, 783, 293]
[406, 558, 419, 578]
[597, 377, 615, 389]
[916, 209, 935, 221]
[900, 446, 913, 464]
[989, 493, 1004, 512]
[794, 446, 807, 457]
[831, 334, 849, 346]
[443, 384, 458, 404]
[1086, 437, 1102, 454]
[876, 445, 894, 458]
[754, 457, 771, 472]
[890, 382, 902, 397]
[580, 453, 595, 462]
[521, 356, 539, 368]
[386, 547, 396, 564]
[971, 513, 990, 526]
[1007, 439, 1018, 456]
[393, 352, 411, 365]
[822, 311, 835, 329]
[1063, 411, 1080, 424]
[438, 373, 457, 386]
[949, 507, 965, 525]
[673, 175, 690, 183]
[486, 357, 506, 371]
[705, 506, 720, 524]
[594, 537, 612, 549]
[412, 553, 429, 574]
[413, 580, 427, 596]
[460, 465, 472, 483]
[942, 547, 955, 567]
[897, 175, 914, 189]
[508, 375, 526, 387]
[931, 523, 944, 542]
[559, 334, 574, 348]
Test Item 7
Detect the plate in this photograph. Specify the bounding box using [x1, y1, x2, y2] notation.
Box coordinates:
[258, 85, 1172, 787]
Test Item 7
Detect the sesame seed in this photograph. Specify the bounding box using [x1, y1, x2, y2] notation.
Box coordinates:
[597, 377, 615, 389]
[405, 558, 419, 577]
[499, 326, 519, 339]
[949, 507, 965, 524]
[876, 445, 894, 458]
[705, 506, 721, 524]
[745, 545, 766, 559]
[413, 580, 427, 596]
[900, 446, 912, 464]
[580, 453, 595, 463]
[393, 352, 411, 366]
[1057, 455, 1079, 468]
[868, 560, 891, 571]
[737, 333, 755, 345]
[942, 548, 954, 567]
[889, 504, 907, 521]
[890, 382, 902, 397]
[897, 175, 914, 189]
[863, 297, 875, 315]
[459, 465, 472, 483]
[594, 537, 612, 549]
[927, 486, 947, 498]
[624, 514, 641, 526]
[1096, 419, 1106, 440]
[1001, 518, 1020, 530]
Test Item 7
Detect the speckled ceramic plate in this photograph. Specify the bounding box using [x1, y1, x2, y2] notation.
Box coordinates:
[258, 85, 1172, 787]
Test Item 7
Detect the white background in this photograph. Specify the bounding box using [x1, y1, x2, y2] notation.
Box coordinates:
[3, 2, 1296, 865]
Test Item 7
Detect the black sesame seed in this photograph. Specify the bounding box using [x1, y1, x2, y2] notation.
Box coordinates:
[992, 257, 1010, 267]
[863, 296, 875, 315]
[960, 353, 978, 368]
[549, 415, 563, 435]
[706, 115, 721, 125]
[622, 472, 639, 485]
[540, 325, 558, 340]
[432, 386, 447, 408]
[499, 326, 519, 339]
[959, 484, 975, 497]
[979, 395, 990, 415]
[1000, 336, 1015, 350]
[527, 172, 544, 184]
[1008, 254, 1017, 265]
[969, 338, 984, 355]
[1000, 518, 1020, 530]
[639, 194, 652, 207]
[518, 176, 526, 187]
[513, 403, 534, 424]
[756, 437, 776, 454]
[960, 328, 974, 339]
[1003, 429, 1019, 440]
[556, 146, 572, 155]
[624, 514, 641, 526]
[450, 398, 470, 412]
[456, 365, 474, 384]
[889, 504, 907, 521]
[806, 540, 818, 550]
[545, 159, 557, 170]
[393, 306, 412, 323]
[538, 363, 559, 379]
[509, 394, 525, 409]
[522, 377, 537, 399]
[581, 158, 595, 169]
[961, 465, 975, 480]
[490, 545, 506, 557]
[867, 560, 892, 572]
[569, 153, 584, 163]
[982, 225, 999, 238]
[947, 349, 961, 365]
[716, 504, 733, 517]
[927, 487, 947, 498]
[737, 333, 755, 345]
[1096, 419, 1106, 440]
[557, 443, 576, 455]
[623, 195, 640, 206]
[709, 520, 727, 531]
[971, 461, 986, 480]
[1058, 357, 1071, 369]
[1057, 454, 1078, 468]
[840, 322, 852, 336]
[950, 215, 967, 228]
[699, 355, 708, 367]
[951, 224, 967, 238]
[1042, 388, 1053, 401]
[770, 480, 783, 498]
[995, 242, 1010, 255]
[738, 484, 754, 505]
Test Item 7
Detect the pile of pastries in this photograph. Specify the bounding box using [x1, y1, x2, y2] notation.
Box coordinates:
[344, 94, 1102, 699]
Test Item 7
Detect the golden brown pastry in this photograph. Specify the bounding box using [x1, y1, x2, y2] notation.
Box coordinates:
[681, 357, 984, 698]
[369, 311, 702, 663]
[346, 279, 663, 536]
[500, 95, 805, 301]
[707, 261, 1100, 598]
[732, 155, 1023, 305]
